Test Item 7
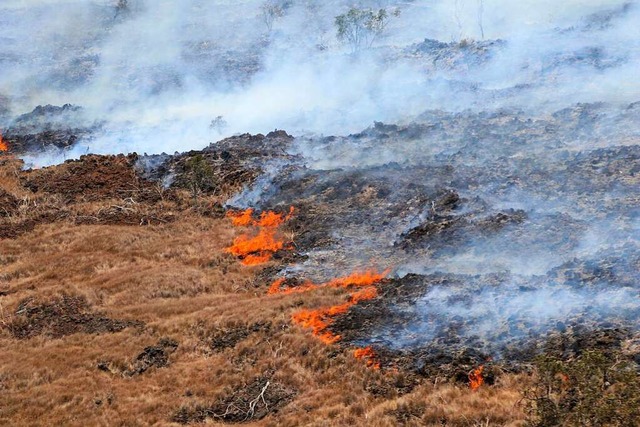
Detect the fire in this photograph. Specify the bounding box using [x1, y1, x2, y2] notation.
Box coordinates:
[469, 365, 485, 391]
[227, 228, 284, 260]
[267, 278, 317, 295]
[226, 208, 254, 226]
[268, 269, 389, 296]
[225, 207, 294, 266]
[285, 269, 388, 346]
[354, 347, 381, 369]
[256, 206, 295, 227]
[226, 206, 294, 228]
[0, 131, 7, 152]
[328, 269, 389, 288]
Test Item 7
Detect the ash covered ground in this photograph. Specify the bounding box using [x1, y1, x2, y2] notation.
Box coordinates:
[1, 0, 640, 403]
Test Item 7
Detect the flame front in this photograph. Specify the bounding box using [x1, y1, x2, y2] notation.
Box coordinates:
[469, 365, 485, 391]
[274, 269, 388, 349]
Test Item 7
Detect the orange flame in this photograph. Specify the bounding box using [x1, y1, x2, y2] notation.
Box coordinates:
[225, 207, 294, 266]
[469, 365, 485, 391]
[328, 269, 389, 288]
[256, 206, 295, 227]
[227, 228, 284, 257]
[0, 131, 7, 152]
[354, 347, 381, 369]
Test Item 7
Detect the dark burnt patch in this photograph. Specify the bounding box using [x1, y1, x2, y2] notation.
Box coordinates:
[2, 104, 95, 154]
[5, 294, 143, 339]
[138, 131, 296, 200]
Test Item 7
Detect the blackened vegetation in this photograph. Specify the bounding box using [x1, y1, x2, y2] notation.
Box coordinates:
[21, 154, 162, 203]
[0, 188, 18, 217]
[5, 294, 143, 339]
[173, 375, 295, 424]
[0, 154, 182, 239]
[208, 321, 272, 352]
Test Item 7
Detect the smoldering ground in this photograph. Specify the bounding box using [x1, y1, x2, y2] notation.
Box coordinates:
[2, 0, 640, 363]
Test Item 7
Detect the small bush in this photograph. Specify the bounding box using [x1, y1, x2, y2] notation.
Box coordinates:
[185, 154, 216, 200]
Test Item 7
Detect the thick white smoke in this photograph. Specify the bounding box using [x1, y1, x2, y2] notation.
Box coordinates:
[1, 0, 639, 165]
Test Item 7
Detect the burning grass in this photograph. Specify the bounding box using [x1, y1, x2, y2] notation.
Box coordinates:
[0, 131, 8, 152]
[469, 366, 485, 391]
[225, 206, 294, 265]
[270, 269, 389, 358]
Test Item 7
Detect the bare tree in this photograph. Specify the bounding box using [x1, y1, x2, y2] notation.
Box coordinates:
[477, 0, 485, 40]
[261, 1, 284, 33]
[335, 8, 389, 52]
[453, 0, 464, 41]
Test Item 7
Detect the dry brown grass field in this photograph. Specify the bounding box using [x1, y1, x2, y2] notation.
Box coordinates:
[0, 155, 527, 426]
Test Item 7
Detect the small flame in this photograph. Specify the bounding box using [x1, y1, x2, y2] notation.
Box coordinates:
[469, 365, 485, 391]
[328, 269, 390, 288]
[267, 278, 317, 295]
[225, 207, 294, 266]
[354, 346, 381, 369]
[256, 206, 295, 228]
[0, 131, 8, 152]
[226, 208, 254, 226]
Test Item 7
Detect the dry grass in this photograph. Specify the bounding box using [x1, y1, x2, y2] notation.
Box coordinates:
[0, 158, 528, 426]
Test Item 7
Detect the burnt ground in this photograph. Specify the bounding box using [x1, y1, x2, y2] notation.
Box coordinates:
[139, 102, 640, 376]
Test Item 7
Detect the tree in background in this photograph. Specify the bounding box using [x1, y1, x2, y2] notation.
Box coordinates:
[335, 8, 393, 52]
[185, 154, 216, 201]
[260, 0, 293, 33]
